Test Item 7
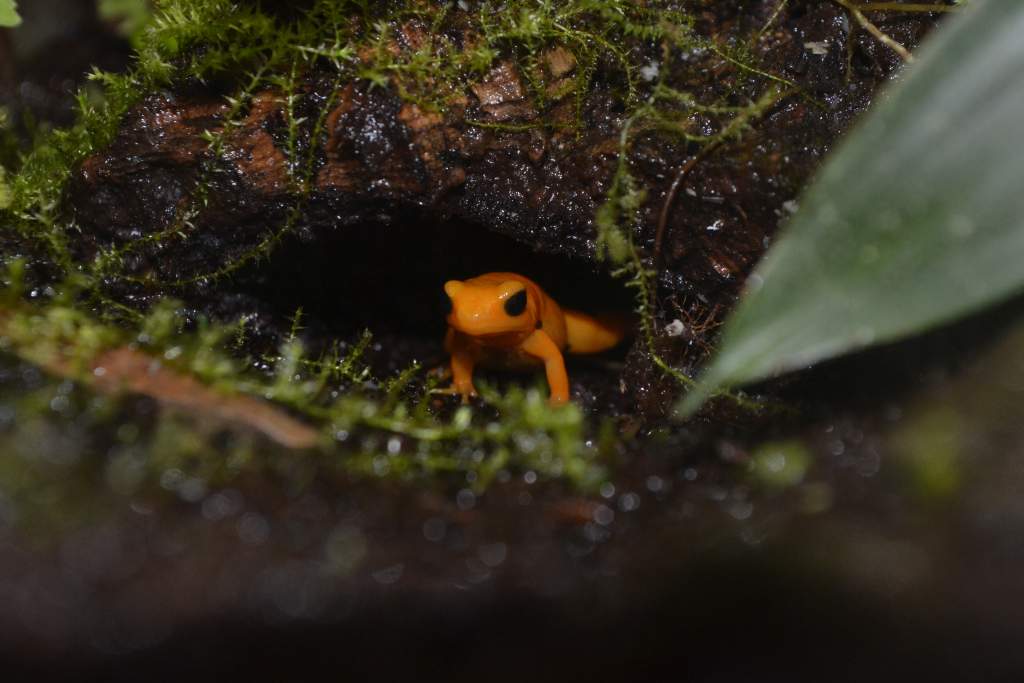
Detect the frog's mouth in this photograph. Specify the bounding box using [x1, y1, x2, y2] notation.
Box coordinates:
[449, 322, 525, 345]
[446, 309, 526, 339]
[229, 215, 631, 373]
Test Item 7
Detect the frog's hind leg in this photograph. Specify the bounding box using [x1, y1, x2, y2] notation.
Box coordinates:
[562, 309, 628, 354]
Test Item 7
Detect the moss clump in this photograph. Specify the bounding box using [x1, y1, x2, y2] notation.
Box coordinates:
[0, 266, 605, 536]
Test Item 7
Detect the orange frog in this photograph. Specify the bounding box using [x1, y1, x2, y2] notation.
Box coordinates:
[442, 272, 627, 405]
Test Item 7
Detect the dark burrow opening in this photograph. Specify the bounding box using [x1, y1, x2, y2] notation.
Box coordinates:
[230, 214, 636, 403]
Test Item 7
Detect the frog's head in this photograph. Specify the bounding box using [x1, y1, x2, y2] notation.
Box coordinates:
[443, 279, 535, 337]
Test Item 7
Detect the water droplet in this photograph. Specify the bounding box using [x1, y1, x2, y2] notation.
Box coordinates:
[159, 468, 184, 491]
[456, 488, 476, 510]
[593, 504, 615, 526]
[179, 477, 207, 503]
[640, 61, 660, 81]
[423, 517, 446, 542]
[619, 492, 641, 512]
[478, 542, 507, 568]
[727, 500, 754, 520]
[49, 395, 70, 414]
[201, 489, 243, 521]
[372, 563, 404, 585]
[325, 524, 366, 575]
[664, 320, 685, 337]
[238, 513, 270, 545]
[763, 451, 786, 473]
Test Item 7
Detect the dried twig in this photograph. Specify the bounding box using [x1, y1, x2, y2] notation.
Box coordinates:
[87, 348, 321, 449]
[653, 141, 723, 273]
[0, 308, 321, 449]
[756, 0, 790, 40]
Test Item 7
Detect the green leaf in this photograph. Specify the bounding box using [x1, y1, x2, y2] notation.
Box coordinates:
[679, 0, 1024, 416]
[0, 0, 20, 28]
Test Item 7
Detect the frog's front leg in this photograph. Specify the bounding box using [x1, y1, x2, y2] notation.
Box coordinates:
[445, 328, 479, 402]
[519, 329, 569, 405]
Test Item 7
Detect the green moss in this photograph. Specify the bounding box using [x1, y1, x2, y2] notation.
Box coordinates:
[0, 269, 604, 508]
[0, 0, 800, 506]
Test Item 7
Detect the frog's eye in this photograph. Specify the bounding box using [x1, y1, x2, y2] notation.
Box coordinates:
[504, 289, 527, 316]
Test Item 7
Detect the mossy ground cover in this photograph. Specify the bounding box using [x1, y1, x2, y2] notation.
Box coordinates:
[0, 0, 944, 538]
